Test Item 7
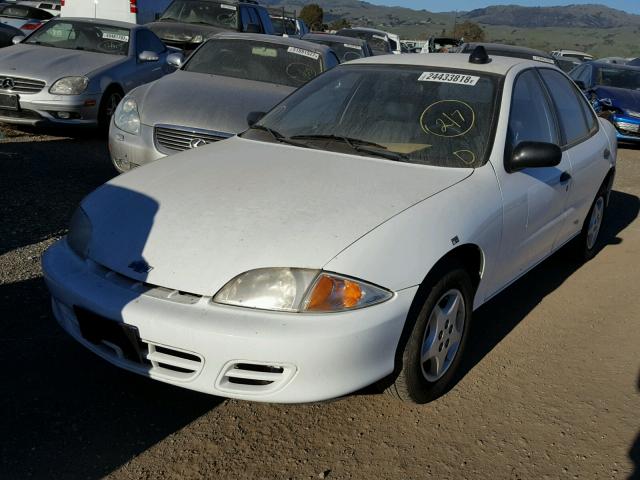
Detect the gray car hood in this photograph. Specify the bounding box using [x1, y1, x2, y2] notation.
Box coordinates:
[82, 137, 473, 296]
[0, 44, 124, 81]
[137, 70, 295, 134]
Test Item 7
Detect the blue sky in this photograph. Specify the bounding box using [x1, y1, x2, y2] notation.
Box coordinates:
[367, 1, 640, 14]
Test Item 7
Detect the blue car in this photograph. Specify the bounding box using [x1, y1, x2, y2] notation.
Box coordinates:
[570, 61, 640, 142]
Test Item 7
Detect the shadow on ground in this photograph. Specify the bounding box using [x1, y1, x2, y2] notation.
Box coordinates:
[630, 372, 640, 480]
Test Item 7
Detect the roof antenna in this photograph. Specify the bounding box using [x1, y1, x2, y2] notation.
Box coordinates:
[469, 45, 490, 64]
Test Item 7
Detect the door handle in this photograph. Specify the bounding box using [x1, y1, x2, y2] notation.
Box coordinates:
[604, 148, 611, 159]
[560, 171, 572, 183]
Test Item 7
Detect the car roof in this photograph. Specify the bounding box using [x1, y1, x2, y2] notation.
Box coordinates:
[212, 32, 332, 56]
[347, 52, 547, 75]
[339, 27, 389, 36]
[49, 16, 139, 29]
[463, 42, 553, 59]
[302, 33, 366, 46]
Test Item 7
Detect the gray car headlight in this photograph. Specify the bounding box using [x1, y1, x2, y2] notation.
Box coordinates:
[213, 268, 392, 313]
[49, 76, 89, 95]
[114, 97, 141, 135]
[66, 207, 92, 259]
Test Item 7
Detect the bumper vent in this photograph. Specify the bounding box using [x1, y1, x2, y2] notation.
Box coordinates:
[216, 361, 296, 395]
[154, 124, 232, 154]
[0, 76, 46, 94]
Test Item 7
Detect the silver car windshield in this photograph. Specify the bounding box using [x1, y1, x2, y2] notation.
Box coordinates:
[24, 20, 131, 56]
[159, 0, 238, 28]
[183, 39, 323, 88]
[248, 66, 501, 168]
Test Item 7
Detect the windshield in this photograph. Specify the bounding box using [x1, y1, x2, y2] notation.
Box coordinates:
[338, 30, 390, 54]
[24, 20, 130, 55]
[308, 39, 363, 63]
[244, 66, 500, 168]
[160, 0, 238, 28]
[271, 17, 296, 36]
[596, 66, 640, 90]
[183, 39, 323, 87]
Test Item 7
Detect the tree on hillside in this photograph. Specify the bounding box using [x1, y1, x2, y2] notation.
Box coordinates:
[452, 21, 485, 42]
[300, 4, 324, 31]
[329, 18, 351, 30]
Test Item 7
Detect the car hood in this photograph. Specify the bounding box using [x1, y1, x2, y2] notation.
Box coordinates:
[137, 71, 294, 134]
[595, 85, 640, 113]
[82, 137, 473, 296]
[0, 44, 123, 80]
[147, 21, 228, 43]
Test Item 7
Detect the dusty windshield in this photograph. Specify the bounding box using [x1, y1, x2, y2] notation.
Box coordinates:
[597, 66, 640, 90]
[338, 30, 390, 54]
[183, 39, 323, 87]
[159, 0, 238, 28]
[25, 20, 130, 55]
[311, 40, 364, 62]
[247, 66, 500, 168]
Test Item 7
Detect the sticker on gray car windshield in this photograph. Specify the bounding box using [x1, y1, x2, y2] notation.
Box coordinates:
[532, 55, 555, 64]
[102, 32, 129, 42]
[287, 47, 320, 60]
[220, 3, 236, 9]
[418, 71, 479, 86]
[344, 43, 361, 50]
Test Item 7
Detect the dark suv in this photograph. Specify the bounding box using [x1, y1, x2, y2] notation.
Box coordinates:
[147, 0, 274, 51]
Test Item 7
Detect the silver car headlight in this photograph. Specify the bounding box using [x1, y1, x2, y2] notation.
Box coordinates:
[67, 207, 92, 259]
[49, 76, 89, 95]
[213, 268, 392, 313]
[114, 97, 141, 135]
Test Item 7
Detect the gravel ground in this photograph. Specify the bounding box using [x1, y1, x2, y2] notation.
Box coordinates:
[1, 124, 639, 480]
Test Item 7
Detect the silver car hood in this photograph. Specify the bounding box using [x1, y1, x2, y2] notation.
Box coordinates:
[82, 137, 472, 296]
[0, 44, 124, 81]
[137, 70, 295, 134]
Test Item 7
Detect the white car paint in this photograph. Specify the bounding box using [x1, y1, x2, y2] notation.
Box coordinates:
[60, 0, 171, 24]
[42, 53, 617, 403]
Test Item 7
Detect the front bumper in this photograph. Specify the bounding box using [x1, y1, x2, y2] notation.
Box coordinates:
[0, 90, 102, 126]
[109, 120, 165, 173]
[612, 114, 640, 143]
[42, 240, 416, 403]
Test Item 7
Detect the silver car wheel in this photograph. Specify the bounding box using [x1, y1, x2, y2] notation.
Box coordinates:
[420, 288, 466, 382]
[586, 196, 604, 250]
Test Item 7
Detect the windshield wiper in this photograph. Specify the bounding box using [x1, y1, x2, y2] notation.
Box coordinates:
[27, 41, 57, 47]
[250, 125, 308, 148]
[290, 134, 410, 162]
[188, 21, 215, 26]
[158, 17, 180, 22]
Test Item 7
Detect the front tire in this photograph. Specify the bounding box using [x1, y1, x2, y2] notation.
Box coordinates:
[574, 187, 607, 262]
[386, 264, 474, 403]
[98, 88, 123, 132]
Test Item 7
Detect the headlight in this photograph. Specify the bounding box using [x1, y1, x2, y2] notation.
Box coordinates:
[114, 97, 141, 135]
[213, 268, 392, 313]
[67, 207, 92, 259]
[49, 76, 89, 95]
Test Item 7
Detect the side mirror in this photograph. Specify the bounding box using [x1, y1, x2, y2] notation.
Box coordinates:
[246, 111, 265, 127]
[574, 79, 586, 90]
[245, 23, 261, 34]
[12, 35, 26, 44]
[166, 52, 184, 68]
[506, 141, 562, 173]
[138, 50, 159, 62]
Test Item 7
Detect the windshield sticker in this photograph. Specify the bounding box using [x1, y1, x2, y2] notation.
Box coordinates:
[419, 71, 479, 86]
[287, 46, 320, 60]
[220, 3, 237, 9]
[102, 32, 129, 42]
[252, 46, 278, 57]
[343, 43, 361, 50]
[532, 55, 555, 64]
[372, 34, 387, 41]
[420, 100, 476, 138]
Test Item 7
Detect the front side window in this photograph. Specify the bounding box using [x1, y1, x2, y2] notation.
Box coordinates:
[183, 39, 323, 87]
[245, 66, 501, 168]
[136, 30, 166, 55]
[25, 20, 131, 56]
[159, 1, 238, 29]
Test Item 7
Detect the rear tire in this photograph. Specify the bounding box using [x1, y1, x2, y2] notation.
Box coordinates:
[98, 87, 123, 132]
[386, 263, 474, 404]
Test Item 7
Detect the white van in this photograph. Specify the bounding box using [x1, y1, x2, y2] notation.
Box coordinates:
[60, 0, 172, 25]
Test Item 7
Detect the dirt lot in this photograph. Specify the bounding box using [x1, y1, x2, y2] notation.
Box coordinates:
[1, 124, 638, 480]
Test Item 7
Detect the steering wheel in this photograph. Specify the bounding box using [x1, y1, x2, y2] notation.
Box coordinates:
[285, 63, 317, 84]
[97, 39, 124, 53]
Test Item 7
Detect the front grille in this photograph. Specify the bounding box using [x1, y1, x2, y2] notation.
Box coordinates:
[0, 108, 42, 120]
[0, 76, 46, 94]
[154, 124, 232, 154]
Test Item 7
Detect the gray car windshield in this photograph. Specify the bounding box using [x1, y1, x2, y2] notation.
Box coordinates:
[246, 66, 500, 168]
[596, 66, 640, 90]
[25, 21, 130, 56]
[183, 39, 323, 88]
[159, 0, 237, 28]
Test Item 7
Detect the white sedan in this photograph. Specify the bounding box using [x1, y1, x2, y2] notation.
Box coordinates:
[42, 49, 617, 404]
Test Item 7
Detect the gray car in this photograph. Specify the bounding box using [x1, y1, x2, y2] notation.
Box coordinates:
[109, 32, 338, 173]
[0, 17, 178, 127]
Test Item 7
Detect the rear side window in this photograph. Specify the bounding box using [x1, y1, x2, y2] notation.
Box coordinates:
[538, 69, 592, 146]
[507, 70, 559, 154]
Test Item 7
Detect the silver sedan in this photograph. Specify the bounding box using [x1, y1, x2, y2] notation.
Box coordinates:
[0, 17, 178, 128]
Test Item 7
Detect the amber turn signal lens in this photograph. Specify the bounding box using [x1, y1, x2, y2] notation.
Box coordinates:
[305, 275, 363, 311]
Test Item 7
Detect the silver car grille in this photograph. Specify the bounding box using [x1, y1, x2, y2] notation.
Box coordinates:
[0, 76, 46, 94]
[154, 124, 232, 154]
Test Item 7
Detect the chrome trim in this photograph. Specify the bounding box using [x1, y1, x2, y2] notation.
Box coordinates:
[154, 123, 233, 154]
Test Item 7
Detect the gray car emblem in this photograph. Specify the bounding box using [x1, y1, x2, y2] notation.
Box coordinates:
[189, 138, 207, 149]
[2, 78, 15, 90]
[128, 260, 154, 274]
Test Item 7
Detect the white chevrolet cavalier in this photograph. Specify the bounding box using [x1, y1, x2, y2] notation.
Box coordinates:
[43, 49, 617, 403]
